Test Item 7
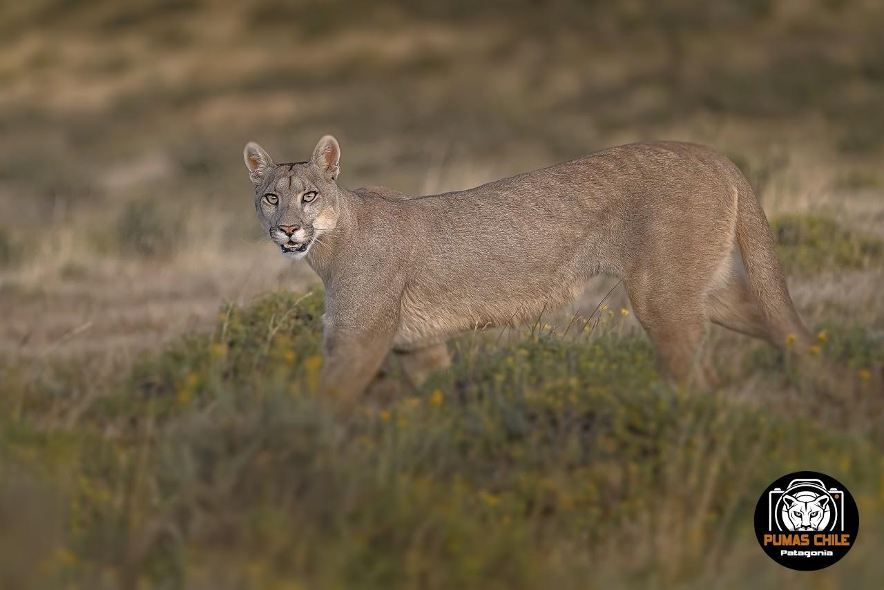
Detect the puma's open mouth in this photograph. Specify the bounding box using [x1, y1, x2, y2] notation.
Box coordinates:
[280, 241, 309, 254]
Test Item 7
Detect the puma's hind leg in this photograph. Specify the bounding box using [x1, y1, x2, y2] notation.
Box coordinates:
[625, 280, 712, 389]
[706, 256, 848, 390]
[394, 343, 451, 389]
[705, 251, 808, 349]
[706, 263, 773, 343]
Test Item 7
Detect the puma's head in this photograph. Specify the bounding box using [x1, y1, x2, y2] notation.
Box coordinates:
[243, 135, 342, 260]
[782, 493, 830, 531]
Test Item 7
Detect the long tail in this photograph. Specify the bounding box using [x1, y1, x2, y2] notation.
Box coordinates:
[734, 181, 811, 348]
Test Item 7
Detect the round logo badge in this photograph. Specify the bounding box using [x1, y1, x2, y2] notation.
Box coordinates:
[754, 471, 859, 571]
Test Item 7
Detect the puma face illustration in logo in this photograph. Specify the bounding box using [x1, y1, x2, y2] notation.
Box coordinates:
[782, 493, 830, 531]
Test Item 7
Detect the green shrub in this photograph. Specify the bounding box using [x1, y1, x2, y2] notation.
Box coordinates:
[771, 214, 884, 274]
[813, 322, 884, 372]
[136, 290, 324, 389]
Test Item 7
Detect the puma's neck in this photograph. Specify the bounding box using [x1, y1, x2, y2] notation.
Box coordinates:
[306, 188, 358, 283]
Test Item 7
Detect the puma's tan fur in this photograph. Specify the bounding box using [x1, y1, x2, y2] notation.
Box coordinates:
[244, 136, 810, 397]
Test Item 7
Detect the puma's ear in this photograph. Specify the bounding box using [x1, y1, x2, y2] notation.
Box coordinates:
[817, 496, 830, 509]
[782, 495, 797, 509]
[244, 142, 273, 184]
[311, 134, 340, 180]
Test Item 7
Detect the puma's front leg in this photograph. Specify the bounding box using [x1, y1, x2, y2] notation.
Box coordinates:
[319, 307, 400, 402]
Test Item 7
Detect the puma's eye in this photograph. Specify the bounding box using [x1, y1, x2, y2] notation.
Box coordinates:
[263, 194, 278, 206]
[302, 191, 317, 203]
[810, 511, 819, 517]
[793, 511, 801, 517]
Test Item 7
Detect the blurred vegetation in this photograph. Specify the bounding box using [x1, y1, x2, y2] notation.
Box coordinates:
[770, 214, 884, 275]
[81, 199, 186, 258]
[2, 291, 882, 589]
[115, 199, 186, 258]
[832, 171, 883, 191]
[0, 228, 21, 267]
[2, 0, 884, 217]
[2, 0, 882, 269]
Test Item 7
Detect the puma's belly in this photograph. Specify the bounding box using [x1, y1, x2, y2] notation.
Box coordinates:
[394, 268, 588, 349]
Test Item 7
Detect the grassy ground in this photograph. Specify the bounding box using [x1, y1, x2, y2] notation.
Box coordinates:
[1, 1, 883, 588]
[2, 289, 883, 589]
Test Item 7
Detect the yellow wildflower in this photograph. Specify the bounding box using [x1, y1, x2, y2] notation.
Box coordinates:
[177, 388, 194, 405]
[858, 369, 871, 381]
[479, 490, 500, 506]
[53, 547, 76, 566]
[430, 389, 444, 406]
[184, 372, 200, 388]
[303, 354, 323, 372]
[808, 345, 821, 356]
[785, 334, 797, 346]
[817, 331, 828, 343]
[620, 308, 630, 316]
[209, 343, 227, 359]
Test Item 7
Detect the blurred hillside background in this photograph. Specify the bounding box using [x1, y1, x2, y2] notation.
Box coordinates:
[2, 0, 884, 358]
[1, 1, 883, 589]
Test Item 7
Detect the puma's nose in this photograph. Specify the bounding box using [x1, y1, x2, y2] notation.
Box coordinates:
[278, 224, 299, 235]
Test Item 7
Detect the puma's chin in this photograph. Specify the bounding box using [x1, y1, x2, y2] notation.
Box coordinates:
[279, 239, 311, 259]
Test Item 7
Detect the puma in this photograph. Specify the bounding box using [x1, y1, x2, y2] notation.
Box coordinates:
[244, 136, 811, 397]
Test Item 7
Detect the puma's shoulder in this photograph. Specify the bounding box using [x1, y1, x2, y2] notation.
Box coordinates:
[355, 186, 412, 201]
